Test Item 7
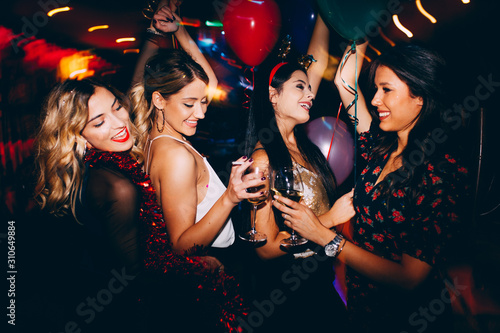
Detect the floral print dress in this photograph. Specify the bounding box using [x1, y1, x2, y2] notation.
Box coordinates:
[347, 123, 469, 332]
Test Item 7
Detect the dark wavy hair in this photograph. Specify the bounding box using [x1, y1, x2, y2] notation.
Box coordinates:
[367, 42, 450, 201]
[244, 59, 337, 208]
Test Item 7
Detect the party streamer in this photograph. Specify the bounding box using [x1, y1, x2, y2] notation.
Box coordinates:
[338, 40, 359, 183]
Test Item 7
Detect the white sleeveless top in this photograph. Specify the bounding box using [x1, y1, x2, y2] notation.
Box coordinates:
[145, 135, 235, 248]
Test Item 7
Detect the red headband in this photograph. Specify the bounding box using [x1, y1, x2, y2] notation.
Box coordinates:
[269, 62, 288, 86]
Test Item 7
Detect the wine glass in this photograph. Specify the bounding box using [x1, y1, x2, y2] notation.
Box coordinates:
[271, 166, 308, 248]
[239, 165, 269, 243]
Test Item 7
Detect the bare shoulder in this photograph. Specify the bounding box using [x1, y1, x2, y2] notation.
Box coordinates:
[150, 138, 197, 173]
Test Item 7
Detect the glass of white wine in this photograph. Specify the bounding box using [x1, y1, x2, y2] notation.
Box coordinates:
[239, 164, 269, 243]
[271, 165, 308, 248]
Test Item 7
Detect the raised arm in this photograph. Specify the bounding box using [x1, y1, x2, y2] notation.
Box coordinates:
[334, 42, 372, 133]
[131, 1, 218, 102]
[130, 0, 177, 89]
[306, 15, 330, 95]
[173, 20, 218, 102]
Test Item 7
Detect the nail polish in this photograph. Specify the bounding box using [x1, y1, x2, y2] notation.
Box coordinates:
[248, 158, 253, 162]
[261, 177, 266, 181]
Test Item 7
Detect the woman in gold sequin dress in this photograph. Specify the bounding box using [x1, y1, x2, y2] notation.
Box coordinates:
[240, 16, 355, 333]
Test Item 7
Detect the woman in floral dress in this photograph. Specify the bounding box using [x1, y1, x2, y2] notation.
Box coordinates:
[272, 40, 470, 332]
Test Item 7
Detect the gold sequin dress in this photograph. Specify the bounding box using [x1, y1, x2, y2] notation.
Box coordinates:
[292, 162, 331, 258]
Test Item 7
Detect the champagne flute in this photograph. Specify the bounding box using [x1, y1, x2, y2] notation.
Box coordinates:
[271, 166, 308, 248]
[239, 165, 268, 243]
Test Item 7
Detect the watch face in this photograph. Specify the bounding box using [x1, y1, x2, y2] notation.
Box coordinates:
[325, 243, 336, 257]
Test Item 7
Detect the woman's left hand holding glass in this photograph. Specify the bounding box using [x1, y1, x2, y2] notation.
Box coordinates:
[272, 195, 332, 246]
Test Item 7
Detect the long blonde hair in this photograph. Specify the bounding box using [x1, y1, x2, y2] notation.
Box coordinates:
[34, 78, 142, 219]
[130, 48, 209, 152]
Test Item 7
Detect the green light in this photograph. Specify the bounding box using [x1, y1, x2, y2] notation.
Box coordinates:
[205, 20, 223, 27]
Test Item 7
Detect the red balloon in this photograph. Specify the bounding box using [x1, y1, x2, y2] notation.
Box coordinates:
[223, 0, 281, 67]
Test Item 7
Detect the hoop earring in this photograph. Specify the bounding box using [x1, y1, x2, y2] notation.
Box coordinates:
[156, 108, 165, 133]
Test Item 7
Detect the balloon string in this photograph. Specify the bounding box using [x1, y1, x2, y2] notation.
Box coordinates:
[326, 102, 343, 162]
[353, 41, 358, 185]
[242, 66, 255, 109]
[338, 41, 359, 185]
[339, 44, 357, 96]
[339, 44, 359, 125]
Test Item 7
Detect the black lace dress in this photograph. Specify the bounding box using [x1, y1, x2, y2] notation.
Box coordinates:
[78, 150, 246, 333]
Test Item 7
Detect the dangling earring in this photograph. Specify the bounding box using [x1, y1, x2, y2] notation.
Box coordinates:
[156, 108, 165, 133]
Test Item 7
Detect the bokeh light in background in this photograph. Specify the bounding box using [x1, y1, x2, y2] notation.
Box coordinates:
[0, 0, 498, 215]
[0, 2, 499, 329]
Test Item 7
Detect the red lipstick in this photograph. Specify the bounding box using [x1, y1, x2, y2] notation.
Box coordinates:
[112, 127, 130, 143]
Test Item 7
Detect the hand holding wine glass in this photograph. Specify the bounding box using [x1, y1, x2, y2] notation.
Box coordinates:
[239, 164, 269, 243]
[271, 166, 308, 248]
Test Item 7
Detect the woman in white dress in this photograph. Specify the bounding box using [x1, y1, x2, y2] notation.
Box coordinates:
[130, 4, 263, 257]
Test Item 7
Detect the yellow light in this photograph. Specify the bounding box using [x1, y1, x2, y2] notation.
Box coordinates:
[462, 0, 470, 3]
[47, 7, 71, 17]
[209, 87, 228, 103]
[88, 25, 109, 32]
[322, 55, 340, 81]
[69, 68, 88, 79]
[123, 49, 140, 54]
[392, 15, 413, 38]
[378, 27, 395, 46]
[368, 44, 381, 56]
[416, 0, 437, 23]
[58, 51, 95, 81]
[116, 37, 136, 43]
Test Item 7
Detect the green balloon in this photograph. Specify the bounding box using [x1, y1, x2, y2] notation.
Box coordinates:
[316, 0, 390, 41]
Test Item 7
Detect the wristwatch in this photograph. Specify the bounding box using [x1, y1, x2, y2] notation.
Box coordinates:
[324, 234, 344, 257]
